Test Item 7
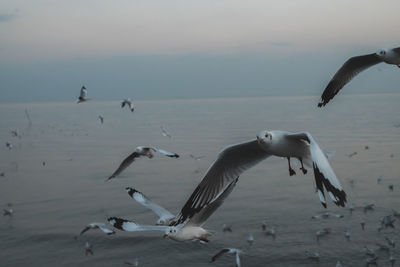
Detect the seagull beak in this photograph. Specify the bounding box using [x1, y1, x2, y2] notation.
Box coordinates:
[256, 136, 264, 143]
[163, 234, 168, 238]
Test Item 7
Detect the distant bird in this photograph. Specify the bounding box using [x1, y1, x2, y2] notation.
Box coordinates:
[161, 126, 171, 138]
[306, 251, 320, 261]
[42, 161, 46, 166]
[247, 234, 254, 245]
[311, 211, 343, 219]
[361, 220, 366, 231]
[392, 209, 400, 218]
[210, 248, 242, 267]
[377, 177, 383, 184]
[77, 86, 89, 103]
[124, 259, 139, 266]
[10, 130, 20, 138]
[347, 152, 357, 158]
[121, 99, 134, 112]
[364, 246, 377, 257]
[190, 154, 205, 161]
[80, 222, 115, 236]
[366, 256, 378, 266]
[261, 220, 267, 231]
[385, 237, 395, 248]
[85, 241, 93, 256]
[3, 208, 13, 216]
[389, 252, 396, 267]
[388, 184, 394, 191]
[316, 228, 331, 242]
[125, 187, 175, 225]
[264, 227, 276, 240]
[365, 145, 370, 150]
[318, 47, 400, 107]
[376, 243, 390, 253]
[6, 142, 12, 150]
[0, 172, 5, 177]
[98, 116, 104, 124]
[380, 215, 396, 229]
[222, 224, 232, 232]
[107, 146, 179, 180]
[344, 230, 350, 241]
[363, 204, 375, 213]
[336, 261, 343, 267]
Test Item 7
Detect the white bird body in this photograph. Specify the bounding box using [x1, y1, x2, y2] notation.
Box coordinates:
[77, 86, 89, 103]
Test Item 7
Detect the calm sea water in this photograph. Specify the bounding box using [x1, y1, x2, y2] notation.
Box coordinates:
[0, 94, 399, 266]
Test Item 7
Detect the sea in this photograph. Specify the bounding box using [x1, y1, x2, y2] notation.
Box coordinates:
[0, 94, 399, 266]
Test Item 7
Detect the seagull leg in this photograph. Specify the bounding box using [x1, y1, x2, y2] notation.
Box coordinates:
[287, 157, 296, 176]
[298, 158, 308, 174]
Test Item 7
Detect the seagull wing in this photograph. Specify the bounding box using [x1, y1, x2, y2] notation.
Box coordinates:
[151, 147, 179, 158]
[210, 248, 230, 262]
[185, 177, 238, 227]
[107, 151, 142, 180]
[318, 53, 382, 107]
[172, 140, 269, 225]
[286, 132, 346, 207]
[108, 217, 169, 232]
[97, 224, 116, 235]
[126, 187, 175, 221]
[235, 251, 241, 267]
[392, 47, 400, 54]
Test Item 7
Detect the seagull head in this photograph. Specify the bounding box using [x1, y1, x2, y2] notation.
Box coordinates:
[376, 49, 387, 58]
[257, 130, 273, 148]
[163, 226, 179, 239]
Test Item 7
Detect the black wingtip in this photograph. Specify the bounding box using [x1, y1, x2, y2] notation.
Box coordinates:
[125, 187, 139, 197]
[107, 217, 128, 230]
[321, 202, 327, 209]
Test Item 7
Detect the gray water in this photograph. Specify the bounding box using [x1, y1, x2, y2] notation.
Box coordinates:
[0, 94, 399, 266]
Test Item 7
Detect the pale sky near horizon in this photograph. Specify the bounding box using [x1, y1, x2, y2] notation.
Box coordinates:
[0, 0, 399, 102]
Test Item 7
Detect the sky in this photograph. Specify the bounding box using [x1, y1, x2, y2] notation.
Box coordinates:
[0, 0, 399, 102]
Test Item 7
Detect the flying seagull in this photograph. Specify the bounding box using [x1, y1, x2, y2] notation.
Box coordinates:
[98, 116, 104, 124]
[108, 129, 346, 241]
[107, 146, 179, 181]
[161, 126, 172, 138]
[108, 177, 238, 242]
[210, 248, 242, 267]
[80, 222, 115, 236]
[85, 241, 93, 256]
[125, 187, 175, 225]
[318, 47, 400, 107]
[77, 86, 89, 103]
[121, 99, 134, 112]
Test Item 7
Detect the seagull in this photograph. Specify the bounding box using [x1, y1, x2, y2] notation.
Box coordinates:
[261, 220, 267, 231]
[77, 86, 89, 103]
[392, 209, 400, 218]
[364, 246, 377, 257]
[190, 154, 205, 161]
[210, 248, 242, 267]
[388, 184, 394, 191]
[108, 178, 239, 242]
[121, 99, 134, 112]
[377, 177, 383, 184]
[125, 187, 175, 225]
[366, 256, 378, 267]
[247, 234, 254, 245]
[264, 227, 276, 240]
[124, 259, 139, 266]
[108, 129, 346, 241]
[3, 208, 13, 216]
[222, 224, 233, 232]
[80, 222, 115, 236]
[316, 228, 331, 242]
[6, 142, 12, 150]
[0, 172, 5, 177]
[98, 116, 104, 124]
[344, 229, 350, 241]
[85, 241, 93, 256]
[10, 130, 20, 138]
[376, 243, 390, 253]
[380, 215, 396, 229]
[363, 204, 374, 213]
[318, 47, 400, 107]
[311, 211, 344, 219]
[385, 237, 395, 248]
[336, 261, 343, 267]
[107, 146, 179, 180]
[361, 220, 366, 231]
[347, 152, 357, 158]
[161, 126, 171, 138]
[389, 252, 396, 267]
[306, 251, 320, 261]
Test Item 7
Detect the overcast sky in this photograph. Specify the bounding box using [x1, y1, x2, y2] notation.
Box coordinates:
[0, 0, 399, 102]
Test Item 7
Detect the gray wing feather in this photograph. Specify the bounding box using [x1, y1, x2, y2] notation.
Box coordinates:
[210, 249, 230, 262]
[108, 217, 169, 232]
[318, 53, 382, 107]
[172, 140, 269, 225]
[107, 152, 141, 180]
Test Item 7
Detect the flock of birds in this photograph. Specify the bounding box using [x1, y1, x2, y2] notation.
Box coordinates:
[2, 46, 400, 266]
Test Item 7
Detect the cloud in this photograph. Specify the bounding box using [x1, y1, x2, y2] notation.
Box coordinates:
[0, 13, 17, 23]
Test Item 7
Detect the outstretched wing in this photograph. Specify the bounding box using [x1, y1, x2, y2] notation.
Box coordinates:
[318, 53, 382, 107]
[151, 147, 179, 158]
[126, 187, 175, 221]
[286, 132, 346, 207]
[107, 152, 142, 181]
[108, 217, 169, 232]
[210, 248, 230, 262]
[172, 140, 269, 225]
